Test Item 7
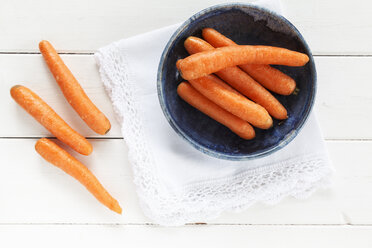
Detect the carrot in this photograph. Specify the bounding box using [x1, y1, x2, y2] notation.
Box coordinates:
[239, 64, 296, 96]
[177, 44, 309, 81]
[39, 40, 111, 135]
[177, 82, 255, 139]
[184, 36, 211, 55]
[184, 36, 288, 120]
[35, 138, 122, 214]
[202, 28, 296, 95]
[10, 85, 92, 155]
[189, 75, 273, 129]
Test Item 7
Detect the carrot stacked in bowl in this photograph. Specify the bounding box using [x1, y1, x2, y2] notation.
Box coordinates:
[176, 28, 309, 139]
[10, 41, 121, 214]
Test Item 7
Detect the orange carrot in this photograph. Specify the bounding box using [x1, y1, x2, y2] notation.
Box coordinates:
[184, 36, 288, 120]
[184, 36, 210, 54]
[10, 85, 92, 155]
[239, 64, 296, 96]
[177, 82, 255, 139]
[35, 138, 122, 214]
[189, 75, 273, 129]
[202, 28, 296, 95]
[177, 44, 309, 81]
[39, 40, 111, 135]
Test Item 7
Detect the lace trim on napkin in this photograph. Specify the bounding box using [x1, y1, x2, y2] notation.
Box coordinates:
[95, 44, 332, 226]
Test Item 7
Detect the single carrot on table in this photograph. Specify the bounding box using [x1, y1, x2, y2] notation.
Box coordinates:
[177, 82, 255, 139]
[10, 85, 92, 155]
[177, 43, 309, 81]
[184, 36, 288, 120]
[39, 40, 111, 135]
[202, 28, 297, 95]
[189, 75, 273, 129]
[35, 138, 122, 214]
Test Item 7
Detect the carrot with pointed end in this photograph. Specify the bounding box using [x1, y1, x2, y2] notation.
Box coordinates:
[10, 85, 92, 155]
[35, 138, 122, 214]
[202, 28, 296, 95]
[189, 75, 272, 129]
[177, 44, 309, 80]
[184, 36, 211, 54]
[184, 36, 287, 120]
[39, 40, 111, 135]
[239, 64, 296, 96]
[177, 82, 255, 139]
[216, 67, 288, 120]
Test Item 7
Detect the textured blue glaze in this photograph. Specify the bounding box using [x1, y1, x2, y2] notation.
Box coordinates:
[157, 3, 316, 161]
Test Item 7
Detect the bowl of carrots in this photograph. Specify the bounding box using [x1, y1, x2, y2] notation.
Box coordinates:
[157, 3, 316, 160]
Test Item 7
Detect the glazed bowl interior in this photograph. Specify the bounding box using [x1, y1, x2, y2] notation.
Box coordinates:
[157, 3, 316, 160]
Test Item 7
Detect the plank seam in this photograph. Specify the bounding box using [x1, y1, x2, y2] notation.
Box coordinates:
[1, 52, 372, 57]
[0, 52, 94, 55]
[0, 223, 371, 226]
[0, 137, 371, 141]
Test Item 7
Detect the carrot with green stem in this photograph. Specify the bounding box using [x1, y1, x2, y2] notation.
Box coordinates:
[39, 40, 111, 135]
[189, 75, 272, 129]
[35, 138, 122, 214]
[202, 28, 297, 95]
[10, 85, 92, 155]
[177, 41, 309, 81]
[184, 36, 287, 120]
[177, 82, 255, 139]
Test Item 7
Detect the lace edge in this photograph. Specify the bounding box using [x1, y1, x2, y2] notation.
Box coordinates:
[95, 45, 333, 226]
[140, 156, 333, 225]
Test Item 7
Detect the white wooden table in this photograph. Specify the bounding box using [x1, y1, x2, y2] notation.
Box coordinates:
[1, 0, 372, 247]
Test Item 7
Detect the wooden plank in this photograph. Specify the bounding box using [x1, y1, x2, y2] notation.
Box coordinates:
[214, 140, 372, 224]
[0, 225, 371, 248]
[1, 54, 371, 139]
[283, 0, 372, 55]
[0, 139, 146, 224]
[0, 0, 371, 54]
[314, 57, 372, 139]
[1, 139, 372, 225]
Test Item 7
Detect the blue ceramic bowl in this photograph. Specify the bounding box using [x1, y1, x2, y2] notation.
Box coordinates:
[157, 3, 316, 160]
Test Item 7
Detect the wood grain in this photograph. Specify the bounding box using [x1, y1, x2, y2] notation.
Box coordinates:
[1, 54, 371, 139]
[0, 225, 372, 248]
[1, 139, 371, 225]
[1, 0, 371, 242]
[0, 0, 371, 54]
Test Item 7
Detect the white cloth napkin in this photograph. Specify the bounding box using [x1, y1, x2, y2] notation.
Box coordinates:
[95, 0, 332, 225]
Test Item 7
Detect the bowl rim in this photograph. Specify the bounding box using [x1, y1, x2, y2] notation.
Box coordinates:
[157, 2, 317, 161]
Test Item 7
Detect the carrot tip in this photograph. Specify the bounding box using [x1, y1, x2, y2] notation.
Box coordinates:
[116, 208, 123, 215]
[292, 87, 300, 96]
[85, 146, 93, 156]
[184, 36, 192, 43]
[11, 84, 22, 90]
[104, 127, 111, 135]
[112, 204, 123, 214]
[10, 85, 23, 95]
[39, 40, 50, 48]
[176, 59, 183, 70]
[202, 28, 213, 33]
